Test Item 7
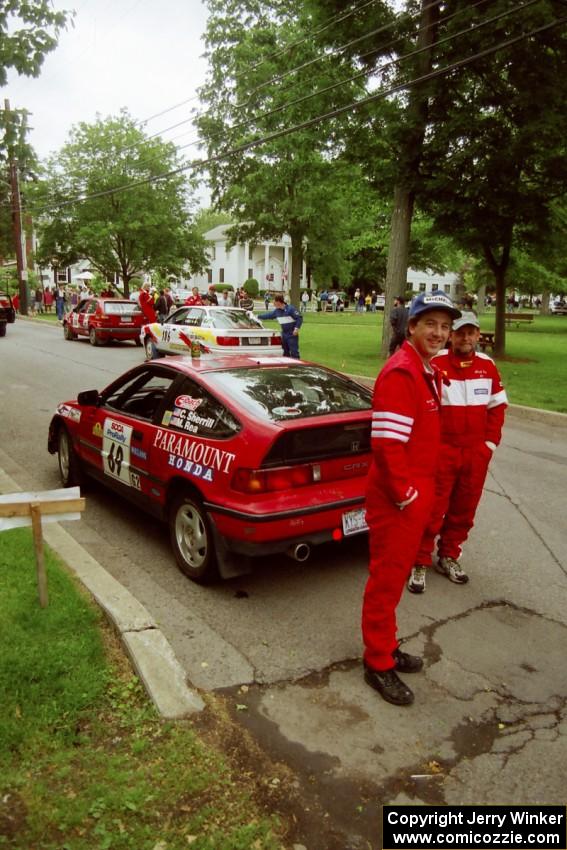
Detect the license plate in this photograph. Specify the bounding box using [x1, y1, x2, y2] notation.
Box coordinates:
[342, 508, 368, 536]
[120, 317, 133, 324]
[247, 337, 261, 344]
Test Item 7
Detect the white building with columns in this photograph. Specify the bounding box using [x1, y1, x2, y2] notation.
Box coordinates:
[187, 225, 307, 292]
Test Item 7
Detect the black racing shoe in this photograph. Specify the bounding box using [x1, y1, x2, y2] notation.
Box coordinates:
[364, 664, 414, 706]
[393, 647, 424, 673]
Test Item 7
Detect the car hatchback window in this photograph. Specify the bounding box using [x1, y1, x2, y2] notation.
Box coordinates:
[161, 377, 241, 439]
[209, 366, 372, 421]
[209, 310, 263, 330]
[104, 301, 140, 316]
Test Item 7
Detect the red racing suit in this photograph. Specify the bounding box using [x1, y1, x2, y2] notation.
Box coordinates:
[362, 341, 443, 672]
[415, 349, 507, 566]
[138, 289, 157, 323]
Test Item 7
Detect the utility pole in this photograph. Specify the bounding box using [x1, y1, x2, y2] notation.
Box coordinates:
[4, 99, 29, 314]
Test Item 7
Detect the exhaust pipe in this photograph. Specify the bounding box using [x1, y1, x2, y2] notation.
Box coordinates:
[287, 542, 311, 562]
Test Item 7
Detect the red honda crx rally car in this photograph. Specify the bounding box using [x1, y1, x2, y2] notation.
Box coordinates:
[48, 355, 372, 583]
[63, 297, 144, 346]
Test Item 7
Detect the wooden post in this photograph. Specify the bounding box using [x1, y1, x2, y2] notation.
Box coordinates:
[0, 491, 85, 609]
[29, 502, 49, 608]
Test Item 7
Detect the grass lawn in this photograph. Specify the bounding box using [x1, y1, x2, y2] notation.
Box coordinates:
[0, 529, 285, 850]
[289, 310, 567, 413]
[24, 308, 567, 412]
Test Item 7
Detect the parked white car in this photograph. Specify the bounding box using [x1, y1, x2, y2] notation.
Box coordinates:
[141, 306, 283, 360]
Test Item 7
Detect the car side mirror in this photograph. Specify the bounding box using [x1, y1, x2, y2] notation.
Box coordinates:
[77, 389, 100, 406]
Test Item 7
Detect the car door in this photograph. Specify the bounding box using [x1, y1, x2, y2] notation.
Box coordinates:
[164, 307, 205, 355]
[81, 366, 180, 508]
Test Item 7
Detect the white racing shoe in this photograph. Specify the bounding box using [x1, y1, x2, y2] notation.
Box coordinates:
[436, 556, 469, 584]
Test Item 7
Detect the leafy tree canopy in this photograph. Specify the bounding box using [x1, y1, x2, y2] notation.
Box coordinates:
[32, 112, 207, 296]
[197, 0, 371, 303]
[0, 0, 71, 85]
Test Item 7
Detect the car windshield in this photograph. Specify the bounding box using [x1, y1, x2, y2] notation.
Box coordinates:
[209, 365, 372, 421]
[104, 301, 141, 315]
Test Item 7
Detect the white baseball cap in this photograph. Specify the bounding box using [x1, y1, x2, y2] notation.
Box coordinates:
[452, 311, 480, 331]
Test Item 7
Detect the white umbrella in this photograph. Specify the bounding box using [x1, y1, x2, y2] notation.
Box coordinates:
[76, 271, 94, 281]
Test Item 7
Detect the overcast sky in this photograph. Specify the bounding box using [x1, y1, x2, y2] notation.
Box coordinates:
[3, 0, 210, 190]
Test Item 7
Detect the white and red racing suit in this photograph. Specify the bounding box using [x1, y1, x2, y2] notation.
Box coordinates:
[415, 349, 508, 566]
[362, 341, 443, 672]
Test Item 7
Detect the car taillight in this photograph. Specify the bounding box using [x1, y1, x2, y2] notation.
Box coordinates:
[232, 464, 313, 493]
[216, 336, 240, 346]
[270, 335, 282, 345]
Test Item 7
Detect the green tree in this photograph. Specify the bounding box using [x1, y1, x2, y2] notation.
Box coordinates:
[33, 113, 207, 296]
[197, 0, 368, 305]
[0, 1, 70, 86]
[193, 207, 234, 235]
[421, 0, 567, 354]
[308, 0, 567, 354]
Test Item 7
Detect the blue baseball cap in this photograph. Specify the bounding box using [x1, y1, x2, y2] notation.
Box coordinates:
[409, 292, 461, 320]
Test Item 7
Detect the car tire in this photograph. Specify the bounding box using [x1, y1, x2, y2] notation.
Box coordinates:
[0, 323, 6, 338]
[57, 426, 84, 488]
[144, 336, 155, 361]
[89, 327, 98, 346]
[63, 323, 75, 340]
[134, 336, 142, 347]
[169, 492, 219, 584]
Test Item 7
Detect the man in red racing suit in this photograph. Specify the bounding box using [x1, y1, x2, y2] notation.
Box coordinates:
[361, 292, 461, 706]
[407, 312, 507, 593]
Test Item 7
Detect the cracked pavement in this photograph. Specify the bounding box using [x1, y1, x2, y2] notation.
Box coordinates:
[223, 413, 567, 850]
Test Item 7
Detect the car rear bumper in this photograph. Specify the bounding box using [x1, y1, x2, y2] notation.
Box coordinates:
[206, 494, 367, 551]
[92, 326, 142, 337]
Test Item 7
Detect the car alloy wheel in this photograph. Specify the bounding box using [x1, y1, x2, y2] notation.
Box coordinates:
[169, 492, 218, 584]
[89, 327, 98, 346]
[63, 323, 75, 340]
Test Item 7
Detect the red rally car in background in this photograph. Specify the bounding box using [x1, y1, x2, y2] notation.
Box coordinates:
[63, 297, 144, 346]
[48, 355, 372, 583]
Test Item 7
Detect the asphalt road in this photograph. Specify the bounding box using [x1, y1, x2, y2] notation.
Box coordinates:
[0, 319, 370, 687]
[2, 318, 566, 850]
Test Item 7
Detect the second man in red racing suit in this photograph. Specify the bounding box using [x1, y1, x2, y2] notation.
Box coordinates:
[408, 312, 508, 593]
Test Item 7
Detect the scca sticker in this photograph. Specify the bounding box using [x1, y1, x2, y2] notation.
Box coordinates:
[102, 418, 133, 485]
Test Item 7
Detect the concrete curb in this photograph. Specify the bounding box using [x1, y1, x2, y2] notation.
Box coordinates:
[0, 467, 205, 719]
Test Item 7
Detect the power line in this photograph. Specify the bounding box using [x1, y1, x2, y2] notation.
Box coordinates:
[43, 0, 463, 171]
[46, 0, 536, 187]
[84, 0, 410, 162]
[17, 12, 566, 216]
[138, 0, 386, 128]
